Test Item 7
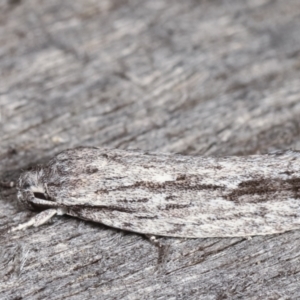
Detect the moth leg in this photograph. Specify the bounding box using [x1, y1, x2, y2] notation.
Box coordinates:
[0, 181, 15, 188]
[43, 183, 51, 199]
[10, 209, 59, 232]
[145, 235, 167, 264]
[146, 235, 163, 248]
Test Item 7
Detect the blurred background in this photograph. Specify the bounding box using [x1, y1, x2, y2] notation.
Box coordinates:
[1, 0, 300, 299]
[1, 0, 300, 169]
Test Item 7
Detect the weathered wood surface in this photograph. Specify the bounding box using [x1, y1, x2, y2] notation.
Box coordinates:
[1, 0, 300, 299]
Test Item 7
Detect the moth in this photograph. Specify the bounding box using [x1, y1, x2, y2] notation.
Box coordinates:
[12, 147, 300, 238]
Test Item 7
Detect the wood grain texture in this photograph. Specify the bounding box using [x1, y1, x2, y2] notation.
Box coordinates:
[1, 0, 300, 299]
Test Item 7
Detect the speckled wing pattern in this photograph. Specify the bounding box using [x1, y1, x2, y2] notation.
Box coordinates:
[20, 147, 300, 238]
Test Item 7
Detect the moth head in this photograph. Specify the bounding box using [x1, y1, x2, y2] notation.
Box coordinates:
[17, 168, 58, 210]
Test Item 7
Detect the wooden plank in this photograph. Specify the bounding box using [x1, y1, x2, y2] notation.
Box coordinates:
[1, 0, 300, 298]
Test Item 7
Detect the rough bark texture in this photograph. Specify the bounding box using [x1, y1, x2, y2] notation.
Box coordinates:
[1, 0, 300, 299]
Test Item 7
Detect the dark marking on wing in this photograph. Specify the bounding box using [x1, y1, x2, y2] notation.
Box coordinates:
[165, 195, 177, 200]
[226, 177, 300, 202]
[71, 205, 137, 213]
[136, 215, 158, 219]
[118, 198, 149, 203]
[141, 164, 157, 169]
[176, 174, 186, 181]
[93, 179, 224, 195]
[166, 223, 185, 234]
[214, 165, 223, 170]
[123, 222, 133, 227]
[101, 154, 125, 165]
[47, 182, 62, 188]
[164, 204, 191, 210]
[105, 177, 126, 180]
[95, 189, 110, 194]
[86, 166, 99, 174]
[279, 171, 294, 176]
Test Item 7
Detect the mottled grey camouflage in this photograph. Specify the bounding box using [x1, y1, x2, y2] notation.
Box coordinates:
[15, 147, 300, 238]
